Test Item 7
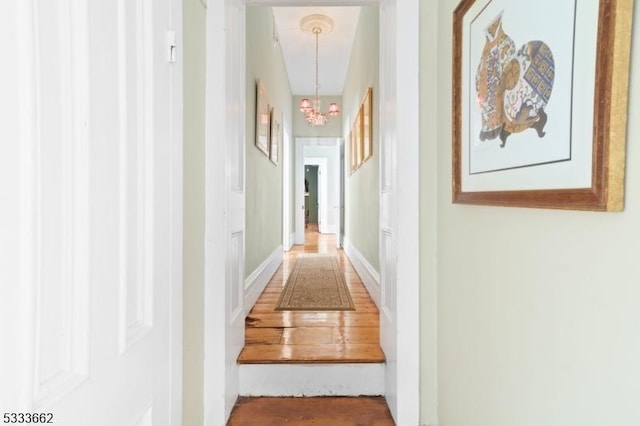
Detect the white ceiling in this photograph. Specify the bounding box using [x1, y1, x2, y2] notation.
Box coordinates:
[272, 7, 361, 96]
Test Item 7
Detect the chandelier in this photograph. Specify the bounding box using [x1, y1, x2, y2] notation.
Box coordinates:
[299, 15, 340, 127]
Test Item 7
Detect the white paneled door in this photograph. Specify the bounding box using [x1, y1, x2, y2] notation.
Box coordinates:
[0, 0, 182, 425]
[379, 0, 420, 424]
[204, 0, 246, 423]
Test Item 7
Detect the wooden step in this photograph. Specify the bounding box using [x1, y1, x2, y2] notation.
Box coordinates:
[238, 343, 385, 364]
[228, 396, 395, 426]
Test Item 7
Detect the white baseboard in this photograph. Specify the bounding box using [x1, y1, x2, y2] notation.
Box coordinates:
[343, 237, 381, 309]
[244, 246, 283, 316]
[239, 363, 385, 396]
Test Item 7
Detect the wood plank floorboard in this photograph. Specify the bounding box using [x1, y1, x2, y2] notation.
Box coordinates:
[238, 343, 384, 364]
[245, 312, 380, 328]
[227, 397, 395, 426]
[238, 232, 385, 364]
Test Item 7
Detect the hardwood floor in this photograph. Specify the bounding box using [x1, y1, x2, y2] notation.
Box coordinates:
[227, 397, 395, 426]
[237, 231, 385, 363]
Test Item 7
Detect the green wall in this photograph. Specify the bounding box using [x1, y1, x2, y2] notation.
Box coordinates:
[341, 6, 380, 271]
[419, 2, 439, 424]
[421, 1, 640, 425]
[182, 0, 206, 424]
[245, 7, 292, 276]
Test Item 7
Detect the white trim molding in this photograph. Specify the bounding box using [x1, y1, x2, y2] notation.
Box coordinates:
[239, 363, 384, 396]
[320, 224, 337, 234]
[343, 237, 380, 309]
[244, 246, 283, 316]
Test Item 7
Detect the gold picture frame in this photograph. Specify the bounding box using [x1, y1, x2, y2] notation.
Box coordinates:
[362, 88, 373, 162]
[269, 108, 280, 165]
[255, 79, 270, 156]
[349, 87, 374, 175]
[452, 0, 633, 211]
[349, 130, 356, 175]
[356, 105, 364, 166]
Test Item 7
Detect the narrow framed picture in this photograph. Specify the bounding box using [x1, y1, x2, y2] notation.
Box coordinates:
[362, 88, 373, 162]
[452, 0, 633, 211]
[255, 79, 270, 156]
[355, 105, 364, 167]
[270, 108, 280, 165]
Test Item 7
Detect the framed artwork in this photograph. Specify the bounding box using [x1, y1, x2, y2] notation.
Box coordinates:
[452, 0, 633, 211]
[269, 108, 280, 165]
[362, 88, 373, 161]
[255, 79, 270, 156]
[357, 105, 365, 165]
[349, 87, 374, 176]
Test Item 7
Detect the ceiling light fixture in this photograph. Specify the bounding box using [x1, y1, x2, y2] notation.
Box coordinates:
[299, 14, 340, 127]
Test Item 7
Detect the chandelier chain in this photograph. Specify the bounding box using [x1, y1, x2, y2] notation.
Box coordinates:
[298, 15, 340, 127]
[315, 29, 319, 99]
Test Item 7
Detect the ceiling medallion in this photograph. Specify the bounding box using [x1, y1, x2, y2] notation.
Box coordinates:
[300, 14, 334, 35]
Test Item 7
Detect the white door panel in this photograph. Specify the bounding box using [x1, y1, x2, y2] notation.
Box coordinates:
[295, 138, 305, 244]
[1, 0, 181, 424]
[338, 141, 344, 248]
[379, 0, 420, 424]
[379, 0, 398, 416]
[204, 0, 246, 423]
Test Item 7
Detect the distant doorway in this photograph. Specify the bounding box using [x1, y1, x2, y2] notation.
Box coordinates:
[295, 137, 340, 244]
[305, 165, 319, 231]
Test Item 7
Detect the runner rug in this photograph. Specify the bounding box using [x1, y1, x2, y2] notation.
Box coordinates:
[275, 254, 355, 311]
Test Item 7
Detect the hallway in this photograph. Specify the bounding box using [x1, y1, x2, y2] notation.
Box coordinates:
[238, 231, 384, 363]
[230, 231, 392, 424]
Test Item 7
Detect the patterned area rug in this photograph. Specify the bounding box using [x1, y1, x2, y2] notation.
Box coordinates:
[275, 254, 355, 311]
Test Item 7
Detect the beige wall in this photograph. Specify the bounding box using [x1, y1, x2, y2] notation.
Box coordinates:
[422, 1, 640, 425]
[245, 7, 293, 276]
[342, 6, 380, 271]
[182, 0, 206, 424]
[419, 2, 439, 425]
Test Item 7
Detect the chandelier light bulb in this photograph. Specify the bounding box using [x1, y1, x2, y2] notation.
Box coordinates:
[299, 98, 312, 112]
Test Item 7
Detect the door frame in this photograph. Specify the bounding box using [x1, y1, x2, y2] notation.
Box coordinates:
[204, 0, 247, 423]
[376, 0, 420, 423]
[294, 137, 305, 244]
[282, 117, 293, 250]
[338, 140, 345, 248]
[303, 158, 327, 233]
[205, 1, 421, 424]
[295, 137, 340, 243]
